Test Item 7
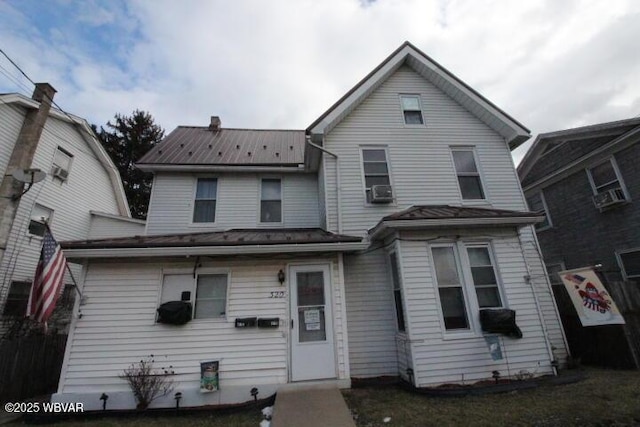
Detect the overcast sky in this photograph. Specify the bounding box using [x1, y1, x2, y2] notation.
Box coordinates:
[1, 0, 639, 163]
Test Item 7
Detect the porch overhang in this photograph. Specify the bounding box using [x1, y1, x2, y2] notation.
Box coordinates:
[368, 205, 543, 241]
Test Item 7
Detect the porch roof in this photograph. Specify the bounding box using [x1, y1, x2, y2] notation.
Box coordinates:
[369, 205, 543, 240]
[61, 228, 367, 259]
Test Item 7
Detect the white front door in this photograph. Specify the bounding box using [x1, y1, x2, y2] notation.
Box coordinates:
[290, 264, 336, 381]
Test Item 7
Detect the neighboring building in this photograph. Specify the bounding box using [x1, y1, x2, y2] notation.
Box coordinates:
[518, 117, 640, 367]
[53, 42, 567, 410]
[0, 86, 141, 336]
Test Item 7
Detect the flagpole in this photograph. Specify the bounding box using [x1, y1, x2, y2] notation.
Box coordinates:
[44, 222, 83, 300]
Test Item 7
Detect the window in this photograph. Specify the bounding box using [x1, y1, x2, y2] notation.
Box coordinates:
[260, 179, 282, 223]
[193, 178, 217, 223]
[617, 249, 640, 280]
[587, 158, 625, 195]
[526, 191, 552, 230]
[160, 272, 228, 320]
[2, 281, 31, 316]
[431, 242, 504, 332]
[452, 148, 485, 200]
[546, 263, 566, 285]
[52, 147, 73, 180]
[431, 246, 469, 330]
[362, 148, 391, 203]
[28, 204, 53, 237]
[467, 246, 502, 308]
[400, 95, 424, 125]
[389, 251, 406, 332]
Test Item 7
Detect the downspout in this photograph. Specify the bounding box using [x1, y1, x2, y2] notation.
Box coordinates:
[306, 137, 342, 234]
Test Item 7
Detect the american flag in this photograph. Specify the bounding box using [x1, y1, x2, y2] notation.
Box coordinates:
[26, 230, 67, 324]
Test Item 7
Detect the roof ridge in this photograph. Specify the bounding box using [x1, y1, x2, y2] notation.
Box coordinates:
[176, 126, 305, 132]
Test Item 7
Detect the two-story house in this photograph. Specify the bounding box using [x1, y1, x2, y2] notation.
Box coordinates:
[0, 85, 142, 337]
[518, 117, 640, 368]
[53, 42, 567, 410]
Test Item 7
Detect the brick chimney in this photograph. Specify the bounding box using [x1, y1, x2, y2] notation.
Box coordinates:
[209, 116, 221, 131]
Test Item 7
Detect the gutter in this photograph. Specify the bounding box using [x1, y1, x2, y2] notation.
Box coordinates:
[306, 136, 342, 234]
[136, 164, 307, 173]
[62, 241, 369, 260]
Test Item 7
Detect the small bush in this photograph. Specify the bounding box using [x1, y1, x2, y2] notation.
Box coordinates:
[120, 355, 175, 410]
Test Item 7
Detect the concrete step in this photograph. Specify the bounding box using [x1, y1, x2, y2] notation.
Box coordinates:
[271, 387, 356, 427]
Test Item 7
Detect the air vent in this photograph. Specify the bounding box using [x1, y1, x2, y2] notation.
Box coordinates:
[370, 185, 393, 203]
[593, 188, 626, 210]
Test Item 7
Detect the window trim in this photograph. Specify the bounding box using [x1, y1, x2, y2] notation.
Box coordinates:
[191, 177, 219, 225]
[158, 268, 230, 322]
[259, 177, 284, 226]
[52, 146, 73, 181]
[527, 190, 552, 231]
[450, 146, 488, 203]
[27, 203, 54, 238]
[388, 248, 407, 333]
[359, 145, 395, 206]
[399, 94, 425, 126]
[585, 157, 630, 200]
[615, 248, 640, 280]
[429, 241, 506, 338]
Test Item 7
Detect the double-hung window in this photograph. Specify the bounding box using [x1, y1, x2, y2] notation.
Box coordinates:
[526, 191, 552, 230]
[389, 251, 406, 332]
[28, 204, 53, 237]
[2, 281, 31, 316]
[587, 158, 627, 196]
[452, 148, 485, 200]
[160, 273, 228, 320]
[52, 147, 73, 180]
[431, 242, 504, 332]
[193, 178, 217, 223]
[260, 179, 282, 223]
[616, 249, 640, 280]
[362, 148, 391, 203]
[400, 95, 424, 125]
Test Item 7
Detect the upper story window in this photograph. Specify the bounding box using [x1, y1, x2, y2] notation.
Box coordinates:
[260, 179, 282, 223]
[389, 251, 406, 332]
[362, 148, 391, 203]
[400, 95, 424, 125]
[546, 262, 566, 285]
[526, 191, 552, 231]
[160, 272, 228, 320]
[452, 148, 485, 200]
[587, 158, 628, 209]
[193, 178, 217, 223]
[52, 147, 73, 181]
[28, 204, 53, 237]
[431, 242, 504, 333]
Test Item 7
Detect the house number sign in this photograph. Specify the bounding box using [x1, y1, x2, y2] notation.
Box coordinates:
[269, 291, 286, 299]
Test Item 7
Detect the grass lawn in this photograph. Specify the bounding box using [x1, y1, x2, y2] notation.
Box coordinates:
[342, 368, 640, 427]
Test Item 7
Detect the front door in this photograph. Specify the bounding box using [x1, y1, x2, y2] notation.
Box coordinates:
[290, 264, 336, 381]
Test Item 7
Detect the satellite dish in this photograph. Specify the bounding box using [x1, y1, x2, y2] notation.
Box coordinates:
[12, 168, 46, 184]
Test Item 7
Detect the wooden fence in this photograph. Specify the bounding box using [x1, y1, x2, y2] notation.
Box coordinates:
[0, 334, 68, 403]
[553, 280, 640, 369]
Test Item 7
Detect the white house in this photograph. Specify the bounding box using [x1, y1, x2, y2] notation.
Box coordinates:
[0, 86, 142, 335]
[53, 42, 567, 410]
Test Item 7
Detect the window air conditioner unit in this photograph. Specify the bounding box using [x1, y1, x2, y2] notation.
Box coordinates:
[52, 166, 69, 181]
[370, 184, 393, 203]
[593, 188, 626, 209]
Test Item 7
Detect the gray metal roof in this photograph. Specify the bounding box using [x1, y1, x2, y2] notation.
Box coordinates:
[137, 127, 306, 167]
[380, 205, 541, 221]
[61, 228, 362, 250]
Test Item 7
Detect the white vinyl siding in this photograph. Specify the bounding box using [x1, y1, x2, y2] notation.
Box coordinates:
[56, 256, 349, 408]
[146, 173, 320, 234]
[88, 214, 146, 239]
[322, 65, 527, 236]
[0, 106, 121, 317]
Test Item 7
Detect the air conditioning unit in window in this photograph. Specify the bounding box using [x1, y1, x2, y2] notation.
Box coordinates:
[593, 188, 626, 209]
[51, 166, 69, 181]
[371, 185, 393, 203]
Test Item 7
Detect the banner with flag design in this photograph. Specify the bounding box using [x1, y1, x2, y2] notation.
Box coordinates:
[26, 230, 67, 324]
[559, 267, 625, 327]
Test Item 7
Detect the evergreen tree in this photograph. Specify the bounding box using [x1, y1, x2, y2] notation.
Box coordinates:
[94, 110, 165, 219]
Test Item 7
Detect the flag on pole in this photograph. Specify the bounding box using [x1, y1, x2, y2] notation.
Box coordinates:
[26, 230, 67, 324]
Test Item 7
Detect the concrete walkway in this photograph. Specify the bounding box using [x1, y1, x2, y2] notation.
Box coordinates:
[271, 386, 356, 427]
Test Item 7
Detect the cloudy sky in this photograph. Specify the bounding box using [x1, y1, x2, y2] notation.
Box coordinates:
[1, 0, 639, 163]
